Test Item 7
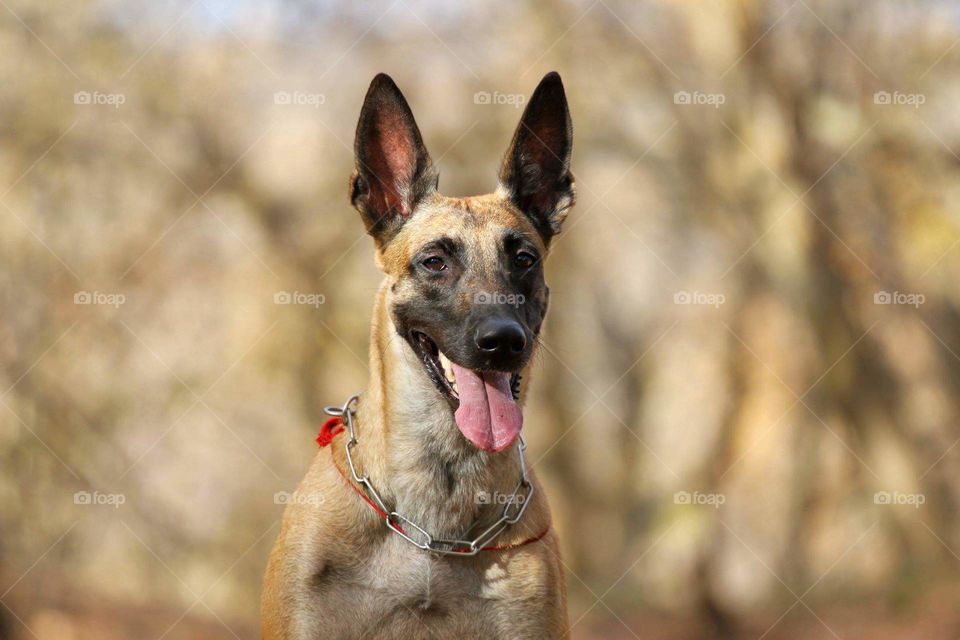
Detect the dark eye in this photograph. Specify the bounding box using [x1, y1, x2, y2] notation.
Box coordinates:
[422, 256, 446, 272]
[514, 251, 537, 269]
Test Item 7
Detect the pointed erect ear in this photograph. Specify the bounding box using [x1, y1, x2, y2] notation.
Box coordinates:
[498, 72, 574, 243]
[349, 74, 438, 244]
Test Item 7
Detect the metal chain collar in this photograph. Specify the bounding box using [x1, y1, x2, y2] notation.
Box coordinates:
[323, 394, 535, 557]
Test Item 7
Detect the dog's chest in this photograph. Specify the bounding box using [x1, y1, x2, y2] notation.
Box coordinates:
[353, 536, 483, 608]
[301, 536, 503, 639]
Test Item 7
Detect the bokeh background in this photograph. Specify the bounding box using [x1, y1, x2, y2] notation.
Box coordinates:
[3, 0, 960, 638]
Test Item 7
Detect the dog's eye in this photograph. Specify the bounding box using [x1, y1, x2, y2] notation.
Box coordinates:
[422, 256, 446, 272]
[514, 251, 537, 269]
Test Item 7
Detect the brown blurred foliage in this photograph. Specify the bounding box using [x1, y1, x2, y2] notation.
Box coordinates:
[3, 1, 960, 638]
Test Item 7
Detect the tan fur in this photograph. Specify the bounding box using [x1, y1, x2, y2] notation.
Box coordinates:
[261, 194, 569, 639]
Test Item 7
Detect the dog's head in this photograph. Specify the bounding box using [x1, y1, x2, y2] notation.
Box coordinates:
[349, 72, 574, 453]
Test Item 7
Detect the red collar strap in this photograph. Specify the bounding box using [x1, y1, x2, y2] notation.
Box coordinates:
[316, 416, 549, 553]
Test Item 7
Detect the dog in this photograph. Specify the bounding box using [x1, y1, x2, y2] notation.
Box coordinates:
[261, 71, 575, 639]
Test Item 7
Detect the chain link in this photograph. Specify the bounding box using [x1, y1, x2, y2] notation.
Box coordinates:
[323, 394, 534, 556]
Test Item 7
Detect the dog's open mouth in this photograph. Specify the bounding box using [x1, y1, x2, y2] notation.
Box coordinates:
[411, 331, 523, 453]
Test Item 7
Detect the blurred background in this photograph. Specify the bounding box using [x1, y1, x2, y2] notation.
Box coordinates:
[3, 0, 960, 638]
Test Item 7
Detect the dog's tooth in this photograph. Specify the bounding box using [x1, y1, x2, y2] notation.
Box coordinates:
[439, 352, 453, 375]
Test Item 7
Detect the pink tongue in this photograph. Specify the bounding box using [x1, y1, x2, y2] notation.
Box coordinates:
[451, 363, 523, 452]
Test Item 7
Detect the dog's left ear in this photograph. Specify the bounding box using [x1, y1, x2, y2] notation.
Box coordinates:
[350, 73, 438, 245]
[498, 72, 574, 243]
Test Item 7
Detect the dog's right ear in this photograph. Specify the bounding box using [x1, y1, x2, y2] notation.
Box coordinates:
[349, 74, 438, 245]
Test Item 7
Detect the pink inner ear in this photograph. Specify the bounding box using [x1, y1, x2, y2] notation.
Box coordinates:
[368, 110, 417, 217]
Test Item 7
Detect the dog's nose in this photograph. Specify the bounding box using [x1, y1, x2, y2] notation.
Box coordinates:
[475, 318, 527, 355]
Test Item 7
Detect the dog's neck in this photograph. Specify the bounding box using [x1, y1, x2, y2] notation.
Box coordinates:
[348, 281, 524, 537]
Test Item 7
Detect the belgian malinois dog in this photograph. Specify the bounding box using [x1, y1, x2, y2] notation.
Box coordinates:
[261, 71, 574, 639]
